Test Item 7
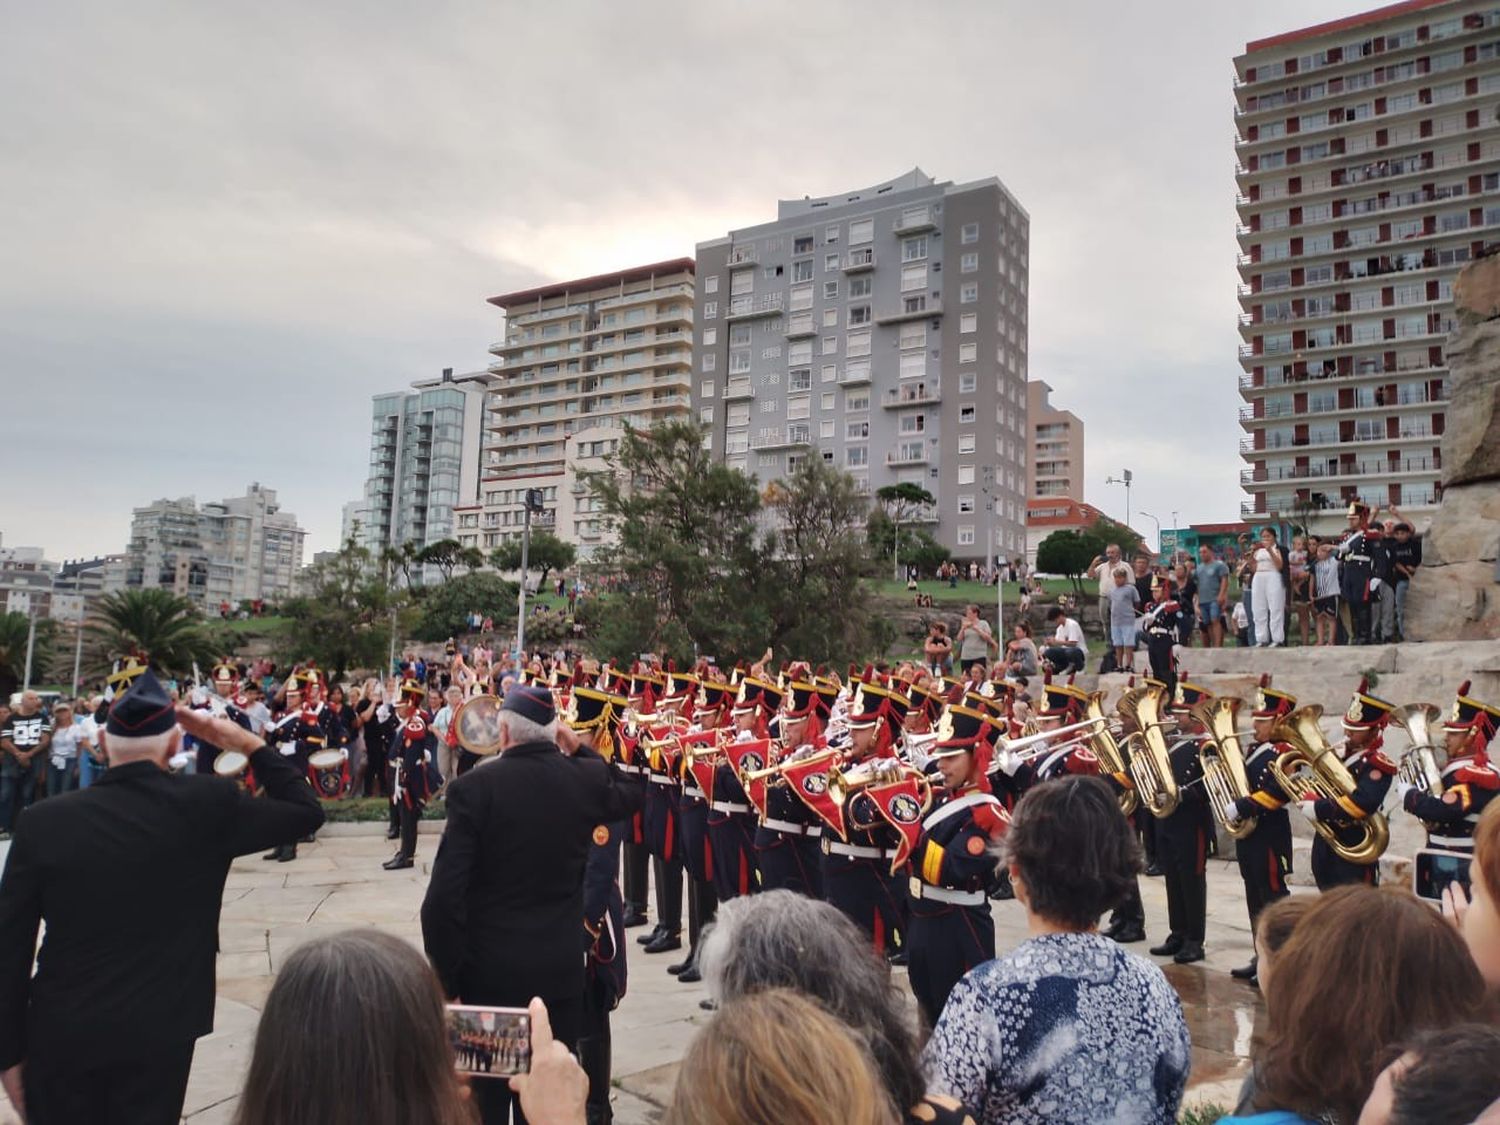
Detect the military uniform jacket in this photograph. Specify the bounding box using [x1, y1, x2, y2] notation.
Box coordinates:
[0, 746, 324, 1068]
[909, 789, 1005, 915]
[421, 741, 643, 1006]
[1233, 740, 1295, 859]
[1159, 737, 1212, 844]
[757, 742, 824, 839]
[1338, 528, 1381, 603]
[264, 704, 337, 762]
[1404, 756, 1500, 851]
[582, 820, 626, 1007]
[1314, 743, 1394, 849]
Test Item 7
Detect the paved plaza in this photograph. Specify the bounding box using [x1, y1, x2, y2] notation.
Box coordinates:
[0, 825, 1273, 1124]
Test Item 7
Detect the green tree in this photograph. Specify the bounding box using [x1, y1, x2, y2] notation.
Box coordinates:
[415, 538, 469, 584]
[584, 420, 768, 664]
[490, 530, 577, 593]
[86, 589, 213, 681]
[414, 572, 519, 643]
[380, 540, 421, 590]
[762, 459, 878, 663]
[866, 512, 949, 578]
[1035, 529, 1100, 599]
[0, 612, 56, 700]
[874, 482, 935, 580]
[279, 536, 407, 680]
[1091, 516, 1145, 560]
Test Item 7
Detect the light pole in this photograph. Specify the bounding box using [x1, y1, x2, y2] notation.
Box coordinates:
[21, 604, 37, 693]
[1138, 511, 1162, 558]
[516, 488, 545, 659]
[982, 468, 1003, 638]
[1105, 469, 1134, 531]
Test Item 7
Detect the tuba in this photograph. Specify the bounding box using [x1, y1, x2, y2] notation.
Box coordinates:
[1085, 691, 1138, 816]
[1191, 696, 1256, 841]
[1268, 705, 1389, 866]
[1117, 683, 1179, 818]
[1392, 702, 1445, 799]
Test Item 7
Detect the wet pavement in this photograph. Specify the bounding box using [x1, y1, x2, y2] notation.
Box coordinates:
[0, 830, 1274, 1124]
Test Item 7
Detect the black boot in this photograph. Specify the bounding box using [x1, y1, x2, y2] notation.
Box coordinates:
[276, 843, 297, 863]
[578, 1029, 613, 1125]
[677, 964, 702, 983]
[621, 908, 649, 927]
[1231, 955, 1258, 981]
[1109, 922, 1147, 943]
[635, 922, 665, 946]
[383, 853, 414, 870]
[1149, 935, 1184, 957]
[1173, 940, 1206, 965]
[642, 929, 682, 954]
[385, 826, 400, 841]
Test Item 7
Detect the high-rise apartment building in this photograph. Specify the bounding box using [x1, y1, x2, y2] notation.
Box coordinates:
[361, 368, 488, 578]
[1026, 381, 1085, 499]
[693, 170, 1029, 561]
[479, 260, 695, 558]
[124, 496, 209, 602]
[1235, 0, 1500, 531]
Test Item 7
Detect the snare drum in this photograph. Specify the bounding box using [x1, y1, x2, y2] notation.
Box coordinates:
[453, 695, 504, 757]
[308, 748, 350, 799]
[212, 750, 255, 792]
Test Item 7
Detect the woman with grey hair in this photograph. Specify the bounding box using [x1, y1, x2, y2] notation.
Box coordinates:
[701, 890, 974, 1124]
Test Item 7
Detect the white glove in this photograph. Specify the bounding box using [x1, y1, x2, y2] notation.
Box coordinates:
[280, 744, 297, 757]
[1222, 801, 1243, 826]
[50, 755, 66, 771]
[376, 703, 392, 722]
[1370, 577, 1382, 592]
[168, 753, 192, 772]
[1295, 798, 1319, 821]
[1394, 781, 1415, 804]
[995, 749, 1022, 777]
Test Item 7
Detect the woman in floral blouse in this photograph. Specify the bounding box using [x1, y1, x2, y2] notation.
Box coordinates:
[924, 775, 1191, 1124]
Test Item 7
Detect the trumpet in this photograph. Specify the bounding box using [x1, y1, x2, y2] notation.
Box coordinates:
[1116, 684, 1179, 818]
[826, 758, 933, 832]
[1191, 696, 1256, 841]
[742, 745, 839, 789]
[682, 735, 729, 770]
[1392, 702, 1445, 800]
[1268, 705, 1389, 866]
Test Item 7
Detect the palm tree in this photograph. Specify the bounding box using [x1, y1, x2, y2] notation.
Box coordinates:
[87, 589, 213, 679]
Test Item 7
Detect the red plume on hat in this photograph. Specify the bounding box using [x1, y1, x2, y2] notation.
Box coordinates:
[1356, 677, 1369, 695]
[1459, 680, 1473, 697]
[1259, 673, 1272, 689]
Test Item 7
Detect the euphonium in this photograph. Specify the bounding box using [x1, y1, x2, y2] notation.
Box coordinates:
[1393, 702, 1445, 798]
[1268, 704, 1389, 865]
[1191, 695, 1256, 841]
[1116, 683, 1179, 817]
[1085, 690, 1138, 816]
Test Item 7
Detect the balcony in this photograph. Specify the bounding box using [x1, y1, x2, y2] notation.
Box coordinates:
[883, 387, 942, 408]
[726, 246, 758, 267]
[1239, 425, 1437, 455]
[886, 448, 930, 466]
[751, 430, 811, 451]
[723, 379, 756, 401]
[727, 292, 785, 320]
[1241, 493, 1439, 519]
[876, 297, 942, 325]
[784, 318, 817, 339]
[840, 368, 873, 387]
[893, 207, 936, 235]
[841, 249, 876, 273]
[1240, 455, 1440, 485]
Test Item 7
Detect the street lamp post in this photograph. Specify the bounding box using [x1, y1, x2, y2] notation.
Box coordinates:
[516, 488, 545, 659]
[1139, 511, 1162, 558]
[1105, 469, 1134, 531]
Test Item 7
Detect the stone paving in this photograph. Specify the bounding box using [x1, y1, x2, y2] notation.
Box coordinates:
[0, 824, 1277, 1124]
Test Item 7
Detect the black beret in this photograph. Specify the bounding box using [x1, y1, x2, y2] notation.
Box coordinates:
[501, 685, 555, 728]
[106, 668, 177, 738]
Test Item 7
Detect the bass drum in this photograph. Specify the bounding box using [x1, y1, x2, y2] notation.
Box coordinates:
[453, 695, 504, 757]
[213, 750, 255, 792]
[308, 748, 351, 799]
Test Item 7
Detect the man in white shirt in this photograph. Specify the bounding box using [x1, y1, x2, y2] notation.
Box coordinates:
[1086, 544, 1128, 631]
[1041, 607, 1089, 673]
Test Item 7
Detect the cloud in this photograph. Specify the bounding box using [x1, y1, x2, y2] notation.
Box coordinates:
[0, 0, 1363, 559]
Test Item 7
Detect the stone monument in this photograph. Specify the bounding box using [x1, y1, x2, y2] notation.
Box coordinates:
[1404, 252, 1500, 641]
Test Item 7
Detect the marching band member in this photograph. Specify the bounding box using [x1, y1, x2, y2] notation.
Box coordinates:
[753, 670, 828, 898]
[1305, 679, 1396, 890]
[906, 704, 1009, 1026]
[261, 670, 335, 863]
[1138, 576, 1191, 700]
[384, 684, 437, 871]
[669, 670, 729, 985]
[817, 671, 910, 959]
[594, 663, 649, 932]
[708, 673, 776, 903]
[1225, 676, 1297, 985]
[1397, 681, 1500, 855]
[190, 660, 252, 775]
[1149, 681, 1214, 965]
[638, 664, 687, 957]
[1336, 500, 1382, 646]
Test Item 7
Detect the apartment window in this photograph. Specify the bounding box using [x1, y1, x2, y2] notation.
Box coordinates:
[961, 222, 979, 244]
[901, 264, 927, 292]
[825, 253, 839, 272]
[960, 283, 978, 304]
[764, 265, 783, 279]
[900, 352, 926, 380]
[821, 363, 838, 383]
[846, 393, 870, 412]
[959, 312, 977, 334]
[958, 342, 978, 363]
[819, 419, 835, 439]
[958, 434, 976, 453]
[700, 380, 715, 398]
[960, 405, 976, 423]
[849, 218, 873, 244]
[702, 327, 718, 347]
[788, 341, 813, 366]
[824, 281, 839, 300]
[960, 252, 978, 273]
[825, 225, 839, 244]
[789, 368, 812, 392]
[793, 235, 814, 254]
[849, 276, 872, 298]
[701, 353, 717, 372]
[699, 407, 714, 424]
[899, 323, 926, 350]
[846, 419, 870, 439]
[727, 403, 751, 426]
[899, 414, 926, 434]
[823, 307, 838, 327]
[787, 397, 810, 420]
[821, 392, 835, 410]
[730, 350, 752, 373]
[704, 301, 717, 319]
[729, 323, 752, 346]
[847, 330, 871, 357]
[957, 465, 975, 485]
[731, 269, 754, 296]
[790, 285, 814, 311]
[902, 236, 928, 262]
[957, 526, 975, 546]
[847, 445, 868, 467]
[821, 335, 838, 355]
[792, 259, 814, 283]
[957, 495, 976, 514]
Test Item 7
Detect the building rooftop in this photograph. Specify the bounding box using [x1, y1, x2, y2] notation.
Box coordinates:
[487, 258, 696, 309]
[1245, 0, 1454, 54]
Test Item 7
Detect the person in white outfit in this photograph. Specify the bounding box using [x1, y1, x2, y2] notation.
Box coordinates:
[1250, 527, 1286, 647]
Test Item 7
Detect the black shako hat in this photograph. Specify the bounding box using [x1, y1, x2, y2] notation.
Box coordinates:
[106, 668, 177, 738]
[501, 685, 556, 727]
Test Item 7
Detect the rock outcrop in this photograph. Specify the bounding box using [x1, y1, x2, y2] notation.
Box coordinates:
[1405, 253, 1500, 640]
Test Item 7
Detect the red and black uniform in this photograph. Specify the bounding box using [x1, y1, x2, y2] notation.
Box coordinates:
[754, 677, 830, 898]
[579, 811, 627, 1125]
[1401, 684, 1500, 855]
[906, 706, 1007, 1027]
[1139, 585, 1191, 701]
[1230, 683, 1298, 935]
[1337, 503, 1382, 645]
[1153, 681, 1216, 962]
[388, 709, 437, 867]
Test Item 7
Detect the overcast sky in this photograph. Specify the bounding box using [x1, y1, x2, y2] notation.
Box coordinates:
[2, 0, 1374, 560]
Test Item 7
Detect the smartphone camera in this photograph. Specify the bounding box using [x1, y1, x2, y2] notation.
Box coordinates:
[1413, 847, 1473, 904]
[446, 1004, 531, 1078]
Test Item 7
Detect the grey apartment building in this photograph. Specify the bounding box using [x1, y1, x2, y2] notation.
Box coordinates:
[693, 169, 1030, 563]
[1236, 0, 1500, 533]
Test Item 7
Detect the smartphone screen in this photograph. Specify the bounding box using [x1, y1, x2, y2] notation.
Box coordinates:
[446, 1004, 531, 1078]
[1412, 848, 1473, 903]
